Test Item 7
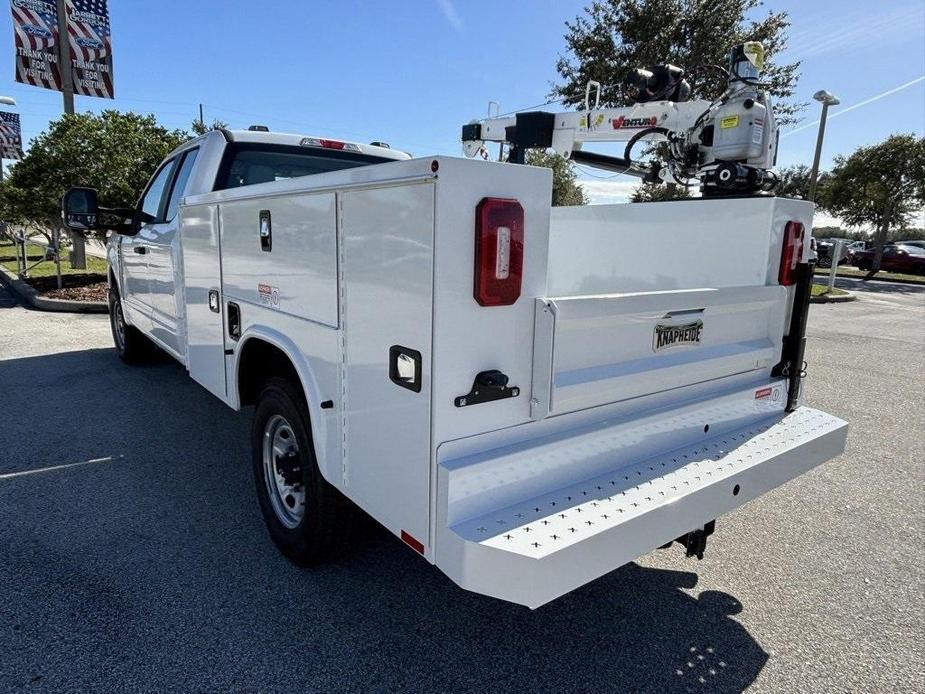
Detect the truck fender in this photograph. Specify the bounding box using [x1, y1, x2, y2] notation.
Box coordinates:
[232, 325, 333, 485]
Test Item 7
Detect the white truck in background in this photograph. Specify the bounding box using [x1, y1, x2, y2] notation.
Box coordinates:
[61, 43, 847, 608]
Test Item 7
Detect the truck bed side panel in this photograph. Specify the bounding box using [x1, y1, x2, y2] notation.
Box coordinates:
[429, 159, 552, 445]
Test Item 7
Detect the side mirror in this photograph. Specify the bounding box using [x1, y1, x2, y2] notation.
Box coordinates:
[61, 187, 99, 231]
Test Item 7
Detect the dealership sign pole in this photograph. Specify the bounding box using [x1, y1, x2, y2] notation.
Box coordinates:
[11, 0, 114, 109]
[61, 0, 114, 102]
[9, 0, 113, 272]
[10, 0, 63, 92]
[55, 0, 73, 113]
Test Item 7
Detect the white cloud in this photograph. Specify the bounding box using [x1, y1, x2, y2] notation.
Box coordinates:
[577, 179, 639, 205]
[783, 4, 924, 60]
[435, 0, 463, 33]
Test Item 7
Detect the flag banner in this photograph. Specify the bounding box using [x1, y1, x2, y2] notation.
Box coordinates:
[0, 111, 24, 160]
[10, 0, 63, 91]
[66, 0, 113, 99]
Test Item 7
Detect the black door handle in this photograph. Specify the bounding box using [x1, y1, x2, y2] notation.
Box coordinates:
[133, 246, 147, 254]
[259, 210, 272, 252]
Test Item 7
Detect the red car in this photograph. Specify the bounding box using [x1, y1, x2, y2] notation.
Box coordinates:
[852, 244, 925, 275]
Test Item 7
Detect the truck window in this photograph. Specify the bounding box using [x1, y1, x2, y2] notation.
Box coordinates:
[214, 143, 393, 191]
[140, 159, 177, 222]
[165, 148, 200, 221]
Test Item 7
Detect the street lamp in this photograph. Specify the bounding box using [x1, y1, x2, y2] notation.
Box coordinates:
[808, 90, 839, 202]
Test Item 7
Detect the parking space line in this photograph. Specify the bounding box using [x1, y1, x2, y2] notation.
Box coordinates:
[0, 455, 125, 481]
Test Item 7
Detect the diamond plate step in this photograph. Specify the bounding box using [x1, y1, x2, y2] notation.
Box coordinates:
[451, 407, 845, 560]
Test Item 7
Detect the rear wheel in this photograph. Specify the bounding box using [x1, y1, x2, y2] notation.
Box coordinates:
[912, 262, 925, 276]
[109, 285, 151, 363]
[817, 256, 831, 268]
[251, 377, 356, 565]
[857, 259, 872, 272]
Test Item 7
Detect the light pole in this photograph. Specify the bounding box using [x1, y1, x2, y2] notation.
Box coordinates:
[808, 90, 839, 202]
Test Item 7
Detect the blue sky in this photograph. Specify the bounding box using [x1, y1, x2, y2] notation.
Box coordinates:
[2, 0, 923, 215]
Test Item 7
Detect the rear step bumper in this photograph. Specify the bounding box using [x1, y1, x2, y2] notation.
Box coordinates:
[435, 406, 847, 609]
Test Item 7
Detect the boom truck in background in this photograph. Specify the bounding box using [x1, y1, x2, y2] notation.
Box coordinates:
[62, 42, 847, 608]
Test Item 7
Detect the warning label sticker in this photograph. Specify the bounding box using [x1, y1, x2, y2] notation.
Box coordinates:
[258, 283, 280, 308]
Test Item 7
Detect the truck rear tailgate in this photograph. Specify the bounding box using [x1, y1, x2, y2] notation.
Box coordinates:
[528, 197, 811, 420]
[531, 285, 787, 417]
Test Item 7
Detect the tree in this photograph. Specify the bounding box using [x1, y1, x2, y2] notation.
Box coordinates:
[776, 164, 812, 199]
[0, 111, 188, 242]
[631, 182, 692, 202]
[554, 0, 802, 124]
[191, 117, 229, 136]
[526, 150, 588, 206]
[818, 134, 925, 273]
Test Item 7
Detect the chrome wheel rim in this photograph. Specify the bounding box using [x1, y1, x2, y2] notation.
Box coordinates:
[262, 414, 305, 529]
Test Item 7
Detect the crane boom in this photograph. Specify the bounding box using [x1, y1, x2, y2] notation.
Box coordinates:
[461, 42, 781, 196]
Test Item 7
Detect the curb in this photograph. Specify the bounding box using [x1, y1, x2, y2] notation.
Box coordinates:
[813, 270, 925, 287]
[0, 265, 107, 313]
[810, 289, 857, 304]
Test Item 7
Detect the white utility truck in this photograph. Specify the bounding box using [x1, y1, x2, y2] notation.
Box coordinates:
[62, 43, 846, 608]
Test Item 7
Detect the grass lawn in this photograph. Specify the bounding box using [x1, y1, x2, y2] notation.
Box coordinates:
[814, 265, 925, 284]
[0, 240, 107, 277]
[811, 284, 849, 298]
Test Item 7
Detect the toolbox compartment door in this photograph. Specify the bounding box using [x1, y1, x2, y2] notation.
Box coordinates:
[532, 285, 787, 417]
[340, 183, 435, 553]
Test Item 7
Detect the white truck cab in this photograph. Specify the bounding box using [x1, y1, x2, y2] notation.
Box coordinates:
[110, 129, 409, 359]
[62, 124, 847, 609]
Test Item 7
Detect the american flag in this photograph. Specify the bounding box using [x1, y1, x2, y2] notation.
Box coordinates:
[66, 0, 114, 99]
[0, 111, 24, 160]
[10, 0, 63, 91]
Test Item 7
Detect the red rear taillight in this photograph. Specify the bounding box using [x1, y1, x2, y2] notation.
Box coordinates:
[474, 198, 524, 306]
[779, 221, 805, 286]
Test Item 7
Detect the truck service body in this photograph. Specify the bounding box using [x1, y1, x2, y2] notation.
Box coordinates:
[78, 122, 846, 609]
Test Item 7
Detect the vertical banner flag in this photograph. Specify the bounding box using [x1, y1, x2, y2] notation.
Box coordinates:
[65, 0, 114, 99]
[10, 0, 63, 91]
[0, 111, 24, 160]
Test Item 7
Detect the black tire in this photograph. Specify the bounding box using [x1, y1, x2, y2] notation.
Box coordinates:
[817, 256, 831, 268]
[108, 285, 151, 364]
[913, 262, 925, 276]
[251, 377, 356, 565]
[857, 259, 872, 272]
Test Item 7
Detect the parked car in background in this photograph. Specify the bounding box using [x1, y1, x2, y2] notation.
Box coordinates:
[844, 240, 867, 265]
[891, 240, 925, 250]
[852, 244, 925, 274]
[815, 238, 851, 268]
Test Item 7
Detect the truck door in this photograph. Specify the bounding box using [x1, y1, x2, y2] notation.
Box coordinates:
[144, 147, 200, 356]
[121, 158, 176, 324]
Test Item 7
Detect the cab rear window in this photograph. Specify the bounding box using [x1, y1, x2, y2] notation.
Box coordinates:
[214, 143, 392, 191]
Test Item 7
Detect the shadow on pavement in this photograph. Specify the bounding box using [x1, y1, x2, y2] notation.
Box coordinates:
[0, 348, 767, 693]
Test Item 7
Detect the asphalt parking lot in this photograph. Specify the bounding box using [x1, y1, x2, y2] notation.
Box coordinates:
[1, 280, 922, 693]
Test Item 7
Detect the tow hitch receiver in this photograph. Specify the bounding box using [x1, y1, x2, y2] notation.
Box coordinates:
[677, 520, 715, 560]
